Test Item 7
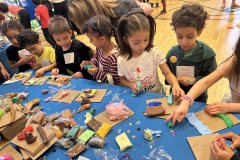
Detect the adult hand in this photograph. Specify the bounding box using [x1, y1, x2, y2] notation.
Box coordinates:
[72, 72, 83, 78]
[215, 132, 240, 150]
[51, 68, 59, 75]
[210, 138, 234, 160]
[204, 102, 229, 115]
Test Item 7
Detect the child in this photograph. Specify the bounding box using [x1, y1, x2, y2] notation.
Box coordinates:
[31, 0, 55, 47]
[0, 61, 10, 84]
[0, 3, 15, 22]
[221, 0, 240, 10]
[80, 15, 120, 85]
[210, 132, 240, 160]
[166, 3, 217, 103]
[0, 20, 33, 72]
[167, 34, 240, 125]
[48, 16, 93, 79]
[117, 11, 184, 96]
[17, 29, 56, 77]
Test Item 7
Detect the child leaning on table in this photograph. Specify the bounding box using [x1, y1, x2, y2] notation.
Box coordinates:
[167, 34, 240, 125]
[48, 16, 94, 80]
[80, 15, 120, 85]
[117, 11, 184, 96]
[166, 3, 217, 103]
[17, 29, 56, 77]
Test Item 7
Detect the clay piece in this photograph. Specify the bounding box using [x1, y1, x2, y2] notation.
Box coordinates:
[106, 103, 130, 121]
[115, 132, 132, 151]
[0, 154, 14, 160]
[41, 90, 48, 94]
[78, 130, 95, 144]
[0, 108, 5, 118]
[69, 118, 78, 127]
[80, 89, 97, 98]
[17, 92, 28, 100]
[36, 125, 49, 145]
[66, 125, 80, 139]
[46, 113, 60, 123]
[54, 117, 70, 128]
[32, 111, 45, 124]
[17, 125, 34, 140]
[61, 109, 73, 118]
[56, 138, 74, 149]
[84, 112, 92, 124]
[74, 127, 86, 141]
[87, 119, 102, 131]
[144, 129, 153, 142]
[24, 99, 40, 112]
[77, 104, 91, 113]
[96, 123, 111, 139]
[5, 92, 18, 98]
[25, 132, 37, 144]
[144, 106, 165, 116]
[81, 97, 90, 105]
[44, 96, 53, 102]
[52, 126, 63, 138]
[51, 75, 71, 85]
[88, 136, 105, 148]
[67, 143, 87, 158]
[12, 96, 20, 104]
[58, 90, 70, 99]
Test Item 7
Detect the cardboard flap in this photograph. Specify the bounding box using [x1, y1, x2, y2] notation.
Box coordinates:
[0, 110, 24, 128]
[0, 145, 23, 160]
[51, 89, 80, 104]
[46, 75, 72, 86]
[24, 76, 49, 86]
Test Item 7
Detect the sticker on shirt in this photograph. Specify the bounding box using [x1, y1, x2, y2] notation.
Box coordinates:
[64, 52, 74, 64]
[176, 66, 195, 78]
[41, 59, 51, 67]
[18, 49, 31, 58]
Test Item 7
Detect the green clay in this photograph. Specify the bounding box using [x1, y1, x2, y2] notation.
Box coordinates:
[216, 113, 233, 128]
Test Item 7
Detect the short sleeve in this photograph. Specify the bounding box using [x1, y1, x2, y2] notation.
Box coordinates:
[217, 56, 234, 78]
[117, 56, 125, 77]
[48, 47, 56, 63]
[151, 47, 166, 65]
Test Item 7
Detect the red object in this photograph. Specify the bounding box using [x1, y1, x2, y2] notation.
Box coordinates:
[17, 132, 26, 140]
[8, 5, 23, 15]
[35, 5, 50, 28]
[23, 125, 33, 132]
[136, 67, 141, 73]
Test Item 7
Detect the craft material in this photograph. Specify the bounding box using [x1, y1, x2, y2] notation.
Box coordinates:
[88, 136, 105, 148]
[144, 106, 165, 116]
[66, 126, 80, 139]
[36, 125, 49, 145]
[87, 119, 102, 131]
[83, 64, 93, 69]
[41, 90, 48, 94]
[58, 91, 70, 99]
[78, 130, 95, 143]
[67, 143, 87, 158]
[96, 123, 111, 139]
[106, 103, 130, 121]
[216, 114, 233, 128]
[115, 132, 132, 151]
[144, 129, 153, 141]
[25, 132, 37, 144]
[33, 111, 45, 124]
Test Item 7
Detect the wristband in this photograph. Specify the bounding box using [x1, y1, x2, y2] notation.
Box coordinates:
[181, 95, 194, 105]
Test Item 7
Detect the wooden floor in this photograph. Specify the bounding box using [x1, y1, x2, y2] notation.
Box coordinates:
[75, 0, 240, 104]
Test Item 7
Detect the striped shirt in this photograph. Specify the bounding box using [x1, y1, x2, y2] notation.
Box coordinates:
[91, 48, 120, 85]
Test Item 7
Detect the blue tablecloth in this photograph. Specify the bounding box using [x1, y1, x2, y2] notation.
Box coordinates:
[0, 74, 240, 160]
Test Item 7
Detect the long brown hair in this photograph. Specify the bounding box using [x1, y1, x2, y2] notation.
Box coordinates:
[68, 0, 118, 31]
[117, 11, 156, 60]
[231, 35, 240, 85]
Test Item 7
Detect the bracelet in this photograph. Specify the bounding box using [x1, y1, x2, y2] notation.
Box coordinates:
[181, 95, 194, 105]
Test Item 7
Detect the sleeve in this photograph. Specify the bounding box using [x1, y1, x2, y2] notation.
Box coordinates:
[117, 56, 125, 77]
[109, 54, 120, 85]
[165, 49, 174, 85]
[35, 8, 40, 17]
[76, 45, 93, 63]
[231, 153, 240, 160]
[6, 47, 15, 61]
[217, 56, 234, 79]
[48, 47, 56, 63]
[152, 47, 167, 66]
[195, 55, 217, 82]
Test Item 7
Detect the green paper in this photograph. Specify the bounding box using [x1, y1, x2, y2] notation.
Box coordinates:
[78, 130, 95, 143]
[216, 114, 233, 128]
[66, 69, 74, 76]
[66, 125, 80, 139]
[0, 108, 5, 118]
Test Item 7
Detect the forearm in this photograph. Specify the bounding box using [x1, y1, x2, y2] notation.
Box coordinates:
[119, 76, 133, 88]
[227, 103, 240, 113]
[10, 60, 23, 69]
[165, 72, 180, 88]
[41, 63, 57, 72]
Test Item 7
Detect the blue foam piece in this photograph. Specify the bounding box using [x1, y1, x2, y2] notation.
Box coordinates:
[147, 101, 162, 107]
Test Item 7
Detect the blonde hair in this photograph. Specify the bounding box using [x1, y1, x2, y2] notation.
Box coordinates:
[68, 0, 119, 30]
[48, 16, 71, 35]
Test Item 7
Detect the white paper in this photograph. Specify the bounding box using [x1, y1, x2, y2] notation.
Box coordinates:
[176, 66, 195, 78]
[18, 49, 31, 58]
[63, 52, 74, 64]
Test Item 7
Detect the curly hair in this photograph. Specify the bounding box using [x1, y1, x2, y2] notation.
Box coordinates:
[171, 3, 208, 33]
[0, 3, 8, 13]
[17, 29, 39, 48]
[0, 20, 23, 35]
[82, 15, 113, 38]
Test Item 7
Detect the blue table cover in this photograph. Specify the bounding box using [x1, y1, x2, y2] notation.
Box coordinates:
[0, 73, 240, 160]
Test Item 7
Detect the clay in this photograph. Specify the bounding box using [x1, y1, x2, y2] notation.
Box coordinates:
[32, 111, 45, 124]
[88, 136, 105, 148]
[57, 138, 74, 149]
[87, 119, 102, 131]
[25, 99, 40, 112]
[22, 76, 30, 84]
[12, 96, 20, 103]
[61, 109, 73, 118]
[36, 125, 49, 145]
[46, 113, 60, 123]
[106, 103, 130, 121]
[58, 91, 69, 99]
[41, 90, 48, 94]
[77, 104, 91, 113]
[67, 143, 87, 158]
[81, 97, 90, 105]
[144, 106, 165, 116]
[25, 132, 37, 144]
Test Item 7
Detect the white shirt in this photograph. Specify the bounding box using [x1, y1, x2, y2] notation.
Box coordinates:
[118, 46, 166, 94]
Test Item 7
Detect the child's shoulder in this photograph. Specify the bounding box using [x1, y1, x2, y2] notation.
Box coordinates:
[43, 46, 55, 53]
[197, 41, 215, 57]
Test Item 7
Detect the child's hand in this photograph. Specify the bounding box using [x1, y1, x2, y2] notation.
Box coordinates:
[177, 77, 196, 86]
[204, 102, 229, 115]
[215, 132, 240, 150]
[36, 68, 45, 77]
[166, 100, 189, 125]
[130, 81, 140, 95]
[51, 68, 59, 75]
[80, 60, 91, 69]
[87, 65, 98, 75]
[72, 72, 83, 78]
[172, 85, 185, 97]
[210, 138, 234, 160]
[0, 67, 10, 80]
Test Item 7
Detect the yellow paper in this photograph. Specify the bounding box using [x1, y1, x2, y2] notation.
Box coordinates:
[96, 123, 111, 139]
[115, 132, 132, 151]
